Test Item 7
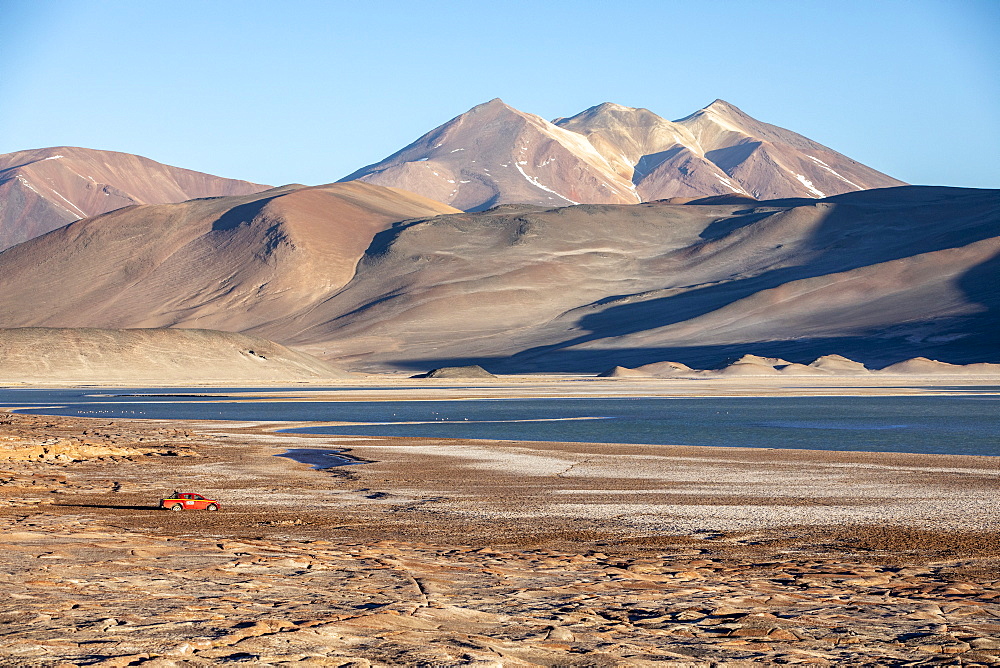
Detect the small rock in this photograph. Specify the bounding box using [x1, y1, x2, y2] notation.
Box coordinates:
[545, 626, 575, 641]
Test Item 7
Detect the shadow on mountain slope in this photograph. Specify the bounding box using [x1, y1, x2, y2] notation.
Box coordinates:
[955, 249, 1000, 359]
[506, 189, 999, 362]
[385, 319, 996, 375]
[211, 194, 287, 231]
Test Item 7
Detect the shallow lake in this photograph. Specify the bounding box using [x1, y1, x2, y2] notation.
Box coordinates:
[0, 388, 997, 457]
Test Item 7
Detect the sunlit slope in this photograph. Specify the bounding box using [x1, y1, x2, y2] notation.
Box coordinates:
[0, 180, 993, 372]
[0, 182, 459, 334]
[0, 146, 270, 250]
[341, 99, 641, 211]
[0, 327, 345, 383]
[342, 99, 905, 211]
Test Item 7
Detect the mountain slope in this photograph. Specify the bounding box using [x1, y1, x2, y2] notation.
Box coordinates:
[667, 100, 905, 199]
[554, 102, 745, 199]
[0, 146, 270, 251]
[341, 99, 640, 211]
[0, 181, 458, 334]
[0, 327, 345, 383]
[283, 186, 998, 371]
[0, 180, 992, 373]
[342, 99, 905, 210]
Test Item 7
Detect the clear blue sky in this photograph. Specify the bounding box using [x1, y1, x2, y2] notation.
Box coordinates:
[2, 0, 997, 189]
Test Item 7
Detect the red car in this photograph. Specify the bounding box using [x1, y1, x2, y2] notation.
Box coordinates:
[160, 493, 221, 511]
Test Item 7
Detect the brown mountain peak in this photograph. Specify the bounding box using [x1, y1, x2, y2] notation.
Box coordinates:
[465, 97, 520, 116]
[703, 98, 738, 112]
[0, 146, 272, 251]
[340, 98, 906, 211]
[590, 101, 638, 113]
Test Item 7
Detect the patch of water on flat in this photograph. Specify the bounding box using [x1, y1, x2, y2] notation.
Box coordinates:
[275, 448, 364, 469]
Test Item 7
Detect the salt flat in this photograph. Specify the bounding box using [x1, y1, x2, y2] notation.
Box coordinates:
[0, 377, 997, 665]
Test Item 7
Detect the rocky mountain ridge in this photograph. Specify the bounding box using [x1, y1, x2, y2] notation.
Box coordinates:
[0, 146, 270, 251]
[342, 99, 904, 210]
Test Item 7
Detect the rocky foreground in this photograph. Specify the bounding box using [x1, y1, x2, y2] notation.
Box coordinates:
[0, 411, 997, 666]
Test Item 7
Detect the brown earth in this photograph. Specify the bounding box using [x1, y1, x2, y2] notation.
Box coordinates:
[0, 387, 996, 667]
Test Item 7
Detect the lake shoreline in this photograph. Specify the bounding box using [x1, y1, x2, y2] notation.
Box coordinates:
[0, 380, 998, 664]
[4, 377, 999, 457]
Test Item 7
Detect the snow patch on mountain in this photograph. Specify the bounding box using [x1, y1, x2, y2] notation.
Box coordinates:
[515, 162, 579, 205]
[795, 174, 826, 198]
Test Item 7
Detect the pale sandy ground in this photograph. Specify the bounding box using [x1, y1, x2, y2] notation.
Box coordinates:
[0, 377, 998, 666]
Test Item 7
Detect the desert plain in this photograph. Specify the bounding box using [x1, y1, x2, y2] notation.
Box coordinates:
[0, 375, 998, 667]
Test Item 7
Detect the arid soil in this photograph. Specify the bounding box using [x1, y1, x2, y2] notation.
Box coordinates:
[0, 407, 997, 667]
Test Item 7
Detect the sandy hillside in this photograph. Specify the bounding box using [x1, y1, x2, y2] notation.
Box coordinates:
[285, 186, 999, 371]
[0, 181, 458, 335]
[0, 327, 345, 383]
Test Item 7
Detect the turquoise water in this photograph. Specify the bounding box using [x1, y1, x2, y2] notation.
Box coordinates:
[1, 388, 997, 457]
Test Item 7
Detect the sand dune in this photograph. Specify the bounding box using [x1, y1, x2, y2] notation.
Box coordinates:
[603, 354, 1000, 379]
[877, 357, 1000, 376]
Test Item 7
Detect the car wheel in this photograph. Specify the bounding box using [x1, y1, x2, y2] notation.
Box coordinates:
[170, 503, 183, 511]
[206, 504, 219, 511]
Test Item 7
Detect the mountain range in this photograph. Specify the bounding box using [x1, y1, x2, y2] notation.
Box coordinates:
[0, 146, 270, 251]
[341, 99, 905, 211]
[0, 99, 994, 374]
[0, 180, 994, 372]
[1, 99, 903, 252]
